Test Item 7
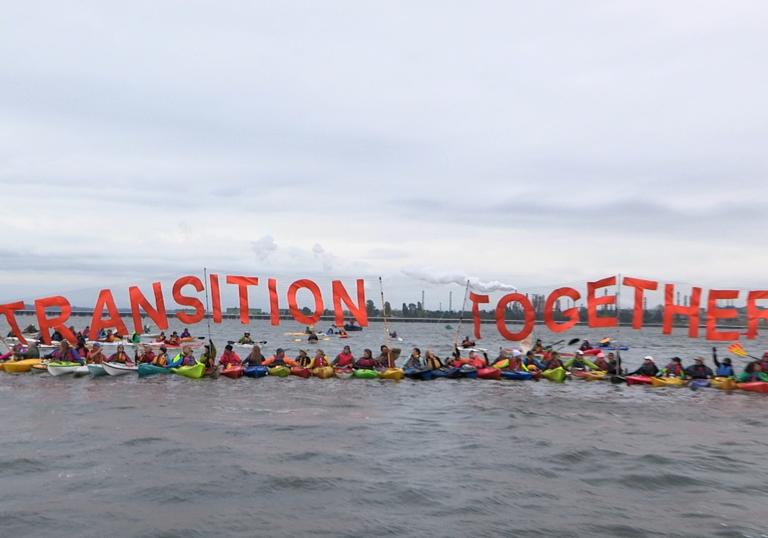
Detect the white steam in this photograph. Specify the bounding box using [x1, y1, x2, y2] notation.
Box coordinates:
[401, 267, 517, 293]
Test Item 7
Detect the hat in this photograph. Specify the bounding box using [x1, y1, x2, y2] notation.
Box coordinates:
[644, 356, 655, 362]
[694, 356, 704, 362]
[576, 350, 584, 356]
[596, 352, 605, 358]
[512, 350, 522, 358]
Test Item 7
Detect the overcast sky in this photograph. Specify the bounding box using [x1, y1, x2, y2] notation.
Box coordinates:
[1, 1, 766, 309]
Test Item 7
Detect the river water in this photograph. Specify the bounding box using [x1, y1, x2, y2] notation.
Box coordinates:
[2, 316, 767, 537]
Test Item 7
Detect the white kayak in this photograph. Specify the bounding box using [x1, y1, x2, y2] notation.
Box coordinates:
[102, 362, 138, 376]
[48, 364, 80, 376]
[73, 365, 90, 377]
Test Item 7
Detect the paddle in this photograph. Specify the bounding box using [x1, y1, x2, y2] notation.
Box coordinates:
[728, 343, 760, 361]
[567, 338, 580, 346]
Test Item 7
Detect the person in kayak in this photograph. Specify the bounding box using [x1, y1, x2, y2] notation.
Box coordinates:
[506, 350, 526, 371]
[75, 337, 90, 361]
[243, 345, 263, 367]
[661, 357, 684, 377]
[108, 344, 133, 364]
[737, 361, 768, 382]
[135, 344, 155, 364]
[155, 331, 166, 342]
[152, 346, 168, 367]
[461, 336, 475, 348]
[711, 347, 734, 377]
[424, 350, 444, 370]
[403, 348, 423, 369]
[264, 348, 297, 367]
[166, 332, 181, 346]
[88, 343, 107, 364]
[563, 350, 599, 371]
[308, 350, 329, 369]
[332, 345, 355, 368]
[628, 356, 659, 377]
[238, 332, 255, 345]
[579, 340, 592, 352]
[604, 352, 620, 375]
[219, 345, 242, 369]
[524, 351, 544, 371]
[685, 357, 714, 379]
[355, 349, 377, 369]
[532, 339, 545, 353]
[296, 350, 311, 367]
[48, 340, 83, 364]
[593, 352, 610, 372]
[180, 345, 198, 366]
[166, 350, 185, 368]
[307, 331, 319, 343]
[543, 351, 564, 371]
[180, 328, 191, 338]
[376, 345, 401, 368]
[200, 340, 217, 372]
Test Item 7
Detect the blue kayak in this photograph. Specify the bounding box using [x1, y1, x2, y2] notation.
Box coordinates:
[500, 370, 534, 381]
[458, 365, 477, 379]
[244, 366, 269, 378]
[432, 367, 461, 379]
[598, 346, 629, 351]
[404, 368, 436, 381]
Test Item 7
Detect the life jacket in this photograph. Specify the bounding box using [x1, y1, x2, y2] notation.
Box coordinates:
[425, 355, 443, 370]
[109, 351, 130, 364]
[335, 353, 353, 367]
[665, 363, 682, 376]
[312, 356, 328, 368]
[356, 357, 376, 368]
[220, 351, 241, 367]
[716, 364, 734, 377]
[152, 353, 167, 367]
[297, 355, 311, 367]
[141, 351, 155, 364]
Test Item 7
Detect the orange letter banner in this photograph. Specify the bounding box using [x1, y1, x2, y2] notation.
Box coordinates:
[129, 282, 169, 333]
[468, 292, 489, 340]
[544, 287, 581, 333]
[90, 289, 129, 338]
[35, 295, 77, 344]
[622, 276, 659, 330]
[705, 289, 740, 341]
[287, 279, 324, 326]
[268, 278, 280, 326]
[746, 291, 768, 340]
[663, 284, 702, 337]
[587, 276, 617, 329]
[226, 275, 260, 325]
[495, 293, 535, 341]
[210, 273, 222, 323]
[172, 276, 206, 325]
[0, 301, 27, 344]
[332, 279, 368, 328]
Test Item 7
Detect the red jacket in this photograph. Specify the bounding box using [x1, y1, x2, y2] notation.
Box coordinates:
[220, 350, 242, 368]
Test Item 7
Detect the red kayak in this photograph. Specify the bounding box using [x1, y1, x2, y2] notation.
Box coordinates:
[626, 375, 653, 385]
[291, 367, 311, 378]
[220, 366, 244, 379]
[582, 349, 602, 356]
[477, 367, 501, 380]
[738, 382, 768, 393]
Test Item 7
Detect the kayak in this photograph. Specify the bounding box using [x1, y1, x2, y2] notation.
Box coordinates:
[404, 368, 436, 380]
[73, 365, 90, 377]
[598, 346, 629, 351]
[500, 370, 534, 381]
[171, 362, 205, 379]
[353, 369, 378, 379]
[542, 367, 566, 383]
[244, 365, 268, 378]
[48, 361, 81, 376]
[571, 370, 607, 381]
[711, 377, 738, 390]
[102, 362, 138, 376]
[458, 365, 477, 379]
[690, 379, 711, 389]
[626, 375, 653, 385]
[2, 358, 42, 373]
[268, 366, 290, 377]
[221, 366, 245, 379]
[31, 363, 49, 374]
[312, 366, 335, 379]
[738, 382, 768, 394]
[570, 370, 592, 380]
[335, 367, 354, 379]
[379, 368, 405, 381]
[138, 364, 169, 377]
[432, 367, 462, 379]
[87, 364, 108, 377]
[649, 377, 687, 388]
[477, 367, 501, 380]
[291, 367, 311, 378]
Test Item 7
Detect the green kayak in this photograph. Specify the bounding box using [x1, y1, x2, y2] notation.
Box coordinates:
[171, 362, 205, 379]
[138, 364, 171, 378]
[268, 366, 290, 377]
[353, 369, 379, 379]
[542, 367, 566, 383]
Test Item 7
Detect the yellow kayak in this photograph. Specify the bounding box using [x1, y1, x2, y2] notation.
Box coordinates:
[312, 366, 335, 379]
[2, 359, 42, 373]
[650, 376, 687, 387]
[583, 370, 607, 381]
[379, 368, 405, 380]
[711, 377, 738, 390]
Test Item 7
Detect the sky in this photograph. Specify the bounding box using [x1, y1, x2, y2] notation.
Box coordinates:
[1, 1, 767, 309]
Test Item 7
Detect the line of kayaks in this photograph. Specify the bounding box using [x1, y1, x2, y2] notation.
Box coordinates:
[3, 359, 768, 393]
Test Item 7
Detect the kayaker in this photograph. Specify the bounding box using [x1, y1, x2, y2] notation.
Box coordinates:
[533, 339, 545, 353]
[403, 348, 423, 369]
[737, 361, 768, 382]
[661, 357, 684, 377]
[166, 332, 181, 346]
[759, 352, 768, 372]
[200, 340, 217, 371]
[264, 348, 296, 367]
[155, 331, 166, 342]
[685, 357, 714, 379]
[605, 352, 620, 375]
[152, 346, 168, 367]
[424, 350, 444, 370]
[75, 337, 89, 361]
[627, 356, 659, 377]
[505, 350, 526, 371]
[307, 331, 319, 343]
[166, 350, 185, 368]
[563, 350, 599, 371]
[338, 328, 348, 337]
[376, 345, 401, 368]
[109, 344, 132, 364]
[103, 329, 117, 343]
[88, 343, 107, 364]
[579, 340, 592, 352]
[180, 328, 191, 338]
[355, 349, 377, 369]
[461, 336, 475, 348]
[711, 347, 734, 377]
[135, 344, 155, 364]
[242, 345, 263, 367]
[179, 345, 197, 366]
[524, 351, 544, 371]
[20, 342, 40, 359]
[82, 325, 90, 339]
[238, 332, 255, 345]
[219, 345, 242, 369]
[49, 340, 83, 364]
[593, 352, 610, 372]
[296, 350, 311, 367]
[332, 345, 355, 368]
[544, 351, 564, 370]
[308, 350, 329, 369]
[468, 350, 487, 368]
